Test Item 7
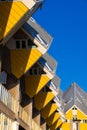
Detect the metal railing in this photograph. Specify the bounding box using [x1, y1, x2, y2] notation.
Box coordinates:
[0, 84, 17, 113]
[0, 113, 13, 130]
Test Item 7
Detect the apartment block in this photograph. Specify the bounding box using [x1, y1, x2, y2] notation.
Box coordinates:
[0, 0, 64, 130]
[1, 1, 87, 130]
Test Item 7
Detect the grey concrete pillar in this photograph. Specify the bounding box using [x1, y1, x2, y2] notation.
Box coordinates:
[24, 98, 33, 130]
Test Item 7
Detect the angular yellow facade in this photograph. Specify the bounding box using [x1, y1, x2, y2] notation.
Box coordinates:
[2, 1, 86, 130]
[10, 49, 42, 78]
[61, 122, 70, 130]
[46, 112, 60, 126]
[50, 119, 63, 130]
[41, 103, 58, 119]
[65, 109, 73, 119]
[62, 107, 87, 130]
[25, 75, 50, 98]
[0, 2, 28, 42]
[80, 123, 87, 130]
[34, 92, 55, 110]
[77, 108, 87, 119]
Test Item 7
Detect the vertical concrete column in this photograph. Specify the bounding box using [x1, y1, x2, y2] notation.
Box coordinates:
[40, 118, 46, 130]
[33, 108, 40, 130]
[8, 80, 20, 117]
[24, 98, 33, 130]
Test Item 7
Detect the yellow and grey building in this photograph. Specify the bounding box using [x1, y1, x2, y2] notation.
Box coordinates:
[61, 83, 87, 130]
[0, 0, 64, 130]
[0, 0, 87, 130]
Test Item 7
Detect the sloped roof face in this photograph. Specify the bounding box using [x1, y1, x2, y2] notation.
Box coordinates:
[63, 84, 74, 112]
[23, 17, 53, 48]
[52, 76, 60, 89]
[63, 83, 87, 115]
[54, 89, 64, 106]
[47, 76, 60, 92]
[38, 53, 57, 74]
[75, 84, 87, 115]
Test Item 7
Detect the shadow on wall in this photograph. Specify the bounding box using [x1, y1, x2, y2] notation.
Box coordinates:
[0, 1, 13, 43]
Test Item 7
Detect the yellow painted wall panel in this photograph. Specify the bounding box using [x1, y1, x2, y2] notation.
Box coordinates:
[25, 75, 50, 98]
[77, 109, 87, 119]
[46, 112, 60, 126]
[1, 2, 28, 20]
[34, 92, 55, 110]
[80, 123, 87, 130]
[50, 119, 63, 130]
[60, 122, 70, 130]
[41, 103, 58, 119]
[10, 49, 42, 78]
[66, 109, 73, 119]
[0, 2, 28, 41]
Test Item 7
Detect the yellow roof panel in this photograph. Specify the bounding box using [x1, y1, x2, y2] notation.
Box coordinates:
[41, 103, 58, 119]
[50, 119, 63, 130]
[34, 92, 55, 111]
[46, 112, 60, 126]
[10, 49, 42, 78]
[0, 2, 28, 42]
[25, 75, 50, 98]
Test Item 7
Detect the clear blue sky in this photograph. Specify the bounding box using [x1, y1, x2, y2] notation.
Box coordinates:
[33, 0, 87, 92]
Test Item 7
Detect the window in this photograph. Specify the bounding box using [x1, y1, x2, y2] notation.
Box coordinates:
[72, 107, 77, 120]
[34, 68, 37, 75]
[29, 69, 33, 75]
[72, 107, 77, 110]
[16, 40, 20, 48]
[83, 120, 87, 123]
[4, 117, 8, 125]
[15, 39, 37, 49]
[28, 39, 37, 48]
[15, 39, 28, 49]
[27, 68, 41, 75]
[0, 71, 7, 84]
[0, 0, 6, 1]
[22, 40, 26, 48]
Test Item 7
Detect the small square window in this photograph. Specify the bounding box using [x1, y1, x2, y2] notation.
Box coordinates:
[22, 40, 26, 48]
[16, 41, 20, 48]
[30, 69, 32, 75]
[34, 69, 37, 75]
[0, 71, 7, 84]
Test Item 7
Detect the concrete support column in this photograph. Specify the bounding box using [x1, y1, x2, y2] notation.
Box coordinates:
[40, 118, 46, 130]
[33, 108, 40, 130]
[23, 97, 33, 130]
[8, 80, 20, 117]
